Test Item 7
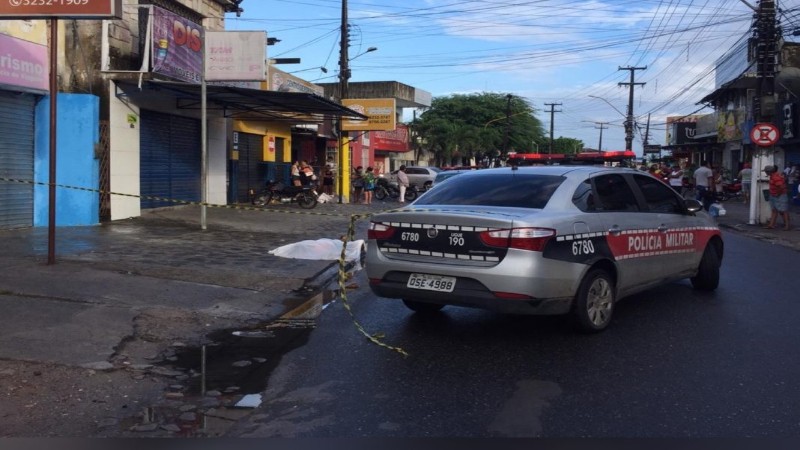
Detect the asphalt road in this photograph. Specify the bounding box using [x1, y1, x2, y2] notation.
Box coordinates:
[225, 230, 800, 438]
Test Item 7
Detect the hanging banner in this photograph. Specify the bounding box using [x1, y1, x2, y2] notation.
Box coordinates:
[151, 6, 203, 84]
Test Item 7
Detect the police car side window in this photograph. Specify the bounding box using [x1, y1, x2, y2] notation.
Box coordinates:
[593, 174, 640, 212]
[633, 174, 683, 214]
[572, 179, 596, 212]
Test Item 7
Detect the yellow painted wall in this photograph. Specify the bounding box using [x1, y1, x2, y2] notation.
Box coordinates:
[233, 121, 292, 163]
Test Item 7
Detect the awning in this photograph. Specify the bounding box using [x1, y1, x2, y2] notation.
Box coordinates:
[115, 80, 368, 123]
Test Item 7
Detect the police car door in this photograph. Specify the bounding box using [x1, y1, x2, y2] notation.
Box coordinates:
[630, 173, 703, 276]
[592, 173, 662, 292]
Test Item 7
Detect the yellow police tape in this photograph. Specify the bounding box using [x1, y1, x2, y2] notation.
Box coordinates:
[0, 176, 410, 357]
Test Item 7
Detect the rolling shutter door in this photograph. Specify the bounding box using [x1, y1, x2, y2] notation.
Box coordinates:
[235, 132, 265, 203]
[140, 111, 201, 209]
[0, 91, 36, 229]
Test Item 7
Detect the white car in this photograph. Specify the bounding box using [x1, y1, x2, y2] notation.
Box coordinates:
[366, 165, 724, 332]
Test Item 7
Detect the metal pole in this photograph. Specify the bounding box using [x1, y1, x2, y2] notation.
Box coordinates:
[200, 34, 208, 229]
[47, 19, 58, 265]
[337, 0, 349, 204]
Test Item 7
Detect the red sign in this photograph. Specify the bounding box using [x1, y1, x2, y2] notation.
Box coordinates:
[372, 125, 410, 152]
[0, 0, 122, 18]
[750, 123, 780, 147]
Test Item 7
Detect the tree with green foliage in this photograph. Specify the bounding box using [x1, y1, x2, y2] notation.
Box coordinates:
[412, 93, 546, 167]
[550, 136, 586, 155]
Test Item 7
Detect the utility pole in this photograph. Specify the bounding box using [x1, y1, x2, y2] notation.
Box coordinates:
[593, 121, 609, 151]
[618, 66, 646, 152]
[749, 0, 778, 224]
[544, 102, 561, 154]
[337, 0, 349, 204]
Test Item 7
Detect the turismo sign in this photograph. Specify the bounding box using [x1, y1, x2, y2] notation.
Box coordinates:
[0, 0, 123, 18]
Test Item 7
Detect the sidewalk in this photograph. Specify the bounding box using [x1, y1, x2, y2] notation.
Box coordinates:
[0, 200, 389, 369]
[713, 196, 800, 252]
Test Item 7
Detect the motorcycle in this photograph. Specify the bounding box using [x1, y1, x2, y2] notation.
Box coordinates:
[374, 176, 418, 202]
[253, 181, 318, 209]
[714, 178, 742, 202]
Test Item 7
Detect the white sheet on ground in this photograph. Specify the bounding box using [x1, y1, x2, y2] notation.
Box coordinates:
[269, 238, 365, 268]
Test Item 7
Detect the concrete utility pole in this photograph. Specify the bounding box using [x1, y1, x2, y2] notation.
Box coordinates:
[618, 66, 646, 152]
[593, 121, 609, 151]
[750, 0, 778, 224]
[544, 102, 562, 154]
[337, 0, 350, 204]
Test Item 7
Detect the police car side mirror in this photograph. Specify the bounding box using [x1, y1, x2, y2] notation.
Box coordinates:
[684, 199, 703, 213]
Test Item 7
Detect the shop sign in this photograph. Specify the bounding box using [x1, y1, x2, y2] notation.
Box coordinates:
[0, 0, 122, 18]
[342, 98, 396, 131]
[372, 124, 410, 152]
[151, 6, 203, 84]
[0, 32, 48, 92]
[780, 101, 797, 141]
[205, 31, 266, 82]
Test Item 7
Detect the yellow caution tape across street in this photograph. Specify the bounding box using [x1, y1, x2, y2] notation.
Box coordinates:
[1, 176, 410, 356]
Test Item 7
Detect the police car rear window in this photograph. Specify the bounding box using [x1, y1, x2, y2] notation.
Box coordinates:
[414, 173, 564, 208]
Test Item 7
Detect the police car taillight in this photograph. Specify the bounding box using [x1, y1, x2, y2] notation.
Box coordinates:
[480, 228, 555, 251]
[368, 222, 395, 240]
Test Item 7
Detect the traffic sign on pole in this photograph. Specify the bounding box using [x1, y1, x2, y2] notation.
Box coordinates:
[750, 123, 780, 147]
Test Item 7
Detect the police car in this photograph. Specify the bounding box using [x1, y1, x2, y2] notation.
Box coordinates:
[365, 165, 723, 332]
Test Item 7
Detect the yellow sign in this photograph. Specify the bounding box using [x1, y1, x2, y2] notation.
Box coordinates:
[342, 98, 396, 131]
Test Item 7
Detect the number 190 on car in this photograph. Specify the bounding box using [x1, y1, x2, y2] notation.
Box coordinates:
[407, 273, 456, 292]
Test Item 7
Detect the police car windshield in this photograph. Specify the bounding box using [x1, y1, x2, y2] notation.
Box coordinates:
[414, 173, 564, 209]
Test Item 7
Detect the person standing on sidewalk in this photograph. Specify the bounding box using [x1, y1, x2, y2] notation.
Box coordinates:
[694, 160, 714, 210]
[738, 163, 752, 204]
[397, 165, 410, 203]
[764, 165, 790, 230]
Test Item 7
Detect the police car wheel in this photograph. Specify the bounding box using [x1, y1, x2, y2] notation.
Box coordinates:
[402, 299, 444, 314]
[572, 269, 615, 333]
[691, 245, 720, 291]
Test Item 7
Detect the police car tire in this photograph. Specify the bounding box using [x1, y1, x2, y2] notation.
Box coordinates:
[402, 299, 444, 314]
[691, 245, 720, 291]
[572, 269, 615, 333]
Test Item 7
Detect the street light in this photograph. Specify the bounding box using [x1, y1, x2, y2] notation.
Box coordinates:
[588, 95, 627, 119]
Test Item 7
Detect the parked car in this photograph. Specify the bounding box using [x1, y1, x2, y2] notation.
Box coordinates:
[394, 166, 441, 191]
[431, 169, 474, 188]
[366, 165, 723, 332]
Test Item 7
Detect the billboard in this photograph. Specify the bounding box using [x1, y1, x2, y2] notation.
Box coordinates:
[151, 6, 203, 84]
[342, 98, 396, 131]
[205, 31, 266, 82]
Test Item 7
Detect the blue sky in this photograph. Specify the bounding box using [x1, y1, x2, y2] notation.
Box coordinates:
[225, 0, 800, 155]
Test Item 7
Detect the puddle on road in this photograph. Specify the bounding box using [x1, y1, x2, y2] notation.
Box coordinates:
[111, 277, 356, 436]
[162, 288, 338, 396]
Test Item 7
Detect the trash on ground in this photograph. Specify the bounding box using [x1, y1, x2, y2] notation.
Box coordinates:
[234, 393, 262, 408]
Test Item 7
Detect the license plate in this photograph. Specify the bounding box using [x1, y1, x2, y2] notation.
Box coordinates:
[407, 273, 456, 292]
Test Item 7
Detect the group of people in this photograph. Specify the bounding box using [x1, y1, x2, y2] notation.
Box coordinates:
[289, 160, 414, 205]
[655, 159, 798, 231]
[351, 164, 411, 204]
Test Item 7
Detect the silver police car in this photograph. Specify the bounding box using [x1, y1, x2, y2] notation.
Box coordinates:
[365, 165, 723, 332]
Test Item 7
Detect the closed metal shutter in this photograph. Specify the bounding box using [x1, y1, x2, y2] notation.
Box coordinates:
[235, 132, 265, 203]
[140, 111, 201, 209]
[0, 91, 36, 229]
